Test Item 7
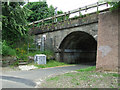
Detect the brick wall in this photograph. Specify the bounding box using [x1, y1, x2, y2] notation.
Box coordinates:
[96, 9, 119, 71]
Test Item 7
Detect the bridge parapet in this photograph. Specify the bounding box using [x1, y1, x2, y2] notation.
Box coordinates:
[29, 2, 109, 35]
[30, 13, 98, 35]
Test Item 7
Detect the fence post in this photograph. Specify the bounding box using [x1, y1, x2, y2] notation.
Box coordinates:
[54, 14, 57, 22]
[97, 2, 99, 12]
[85, 6, 87, 12]
[79, 8, 81, 16]
[64, 12, 67, 21]
[52, 16, 54, 23]
[42, 19, 44, 25]
[33, 22, 35, 29]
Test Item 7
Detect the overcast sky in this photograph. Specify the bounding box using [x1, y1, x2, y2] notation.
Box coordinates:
[29, 0, 99, 12]
[46, 0, 99, 12]
[27, 0, 109, 18]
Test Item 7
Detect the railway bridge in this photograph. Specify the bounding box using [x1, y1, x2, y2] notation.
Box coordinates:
[29, 2, 119, 71]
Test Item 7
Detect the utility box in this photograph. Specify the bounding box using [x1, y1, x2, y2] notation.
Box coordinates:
[34, 54, 46, 64]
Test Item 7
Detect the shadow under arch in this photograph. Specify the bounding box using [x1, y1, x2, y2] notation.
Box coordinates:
[59, 31, 97, 65]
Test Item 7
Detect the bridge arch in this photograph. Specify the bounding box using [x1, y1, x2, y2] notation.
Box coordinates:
[58, 31, 97, 64]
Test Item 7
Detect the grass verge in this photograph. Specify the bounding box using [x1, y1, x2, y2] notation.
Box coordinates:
[33, 60, 72, 68]
[39, 66, 119, 88]
[76, 66, 96, 72]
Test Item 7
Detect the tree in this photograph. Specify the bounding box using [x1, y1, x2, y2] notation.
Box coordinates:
[24, 2, 66, 26]
[24, 2, 52, 22]
[2, 2, 30, 45]
[108, 1, 120, 11]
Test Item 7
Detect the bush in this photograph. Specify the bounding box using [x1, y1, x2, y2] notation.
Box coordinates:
[27, 50, 54, 61]
[2, 40, 16, 56]
[0, 41, 2, 55]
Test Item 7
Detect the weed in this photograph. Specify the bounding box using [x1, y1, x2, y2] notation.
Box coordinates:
[112, 73, 119, 77]
[76, 66, 96, 72]
[35, 60, 69, 68]
[76, 82, 80, 85]
[2, 40, 16, 56]
[64, 73, 75, 77]
[42, 66, 118, 88]
[102, 73, 119, 77]
[47, 76, 60, 81]
[80, 75, 88, 80]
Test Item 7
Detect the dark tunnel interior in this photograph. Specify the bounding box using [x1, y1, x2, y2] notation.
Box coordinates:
[59, 31, 97, 65]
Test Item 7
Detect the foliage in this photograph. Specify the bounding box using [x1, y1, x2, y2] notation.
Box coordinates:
[11, 61, 19, 67]
[2, 40, 16, 56]
[2, 2, 30, 45]
[24, 2, 54, 26]
[0, 41, 2, 55]
[108, 1, 120, 11]
[76, 66, 96, 72]
[47, 76, 60, 81]
[34, 60, 69, 68]
[24, 2, 68, 27]
[41, 66, 118, 88]
[27, 50, 54, 61]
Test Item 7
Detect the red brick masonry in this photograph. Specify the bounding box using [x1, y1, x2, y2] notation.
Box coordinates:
[96, 9, 119, 71]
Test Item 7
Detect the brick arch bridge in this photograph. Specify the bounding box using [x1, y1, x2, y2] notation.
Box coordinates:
[58, 31, 97, 64]
[34, 14, 98, 64]
[30, 9, 119, 71]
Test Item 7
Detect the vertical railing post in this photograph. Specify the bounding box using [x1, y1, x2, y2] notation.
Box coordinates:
[42, 19, 44, 30]
[54, 15, 56, 22]
[64, 12, 67, 21]
[85, 6, 87, 12]
[54, 14, 57, 22]
[97, 2, 99, 12]
[42, 19, 44, 25]
[52, 16, 54, 23]
[79, 8, 81, 16]
[68, 11, 70, 20]
[106, 2, 108, 7]
[33, 22, 35, 29]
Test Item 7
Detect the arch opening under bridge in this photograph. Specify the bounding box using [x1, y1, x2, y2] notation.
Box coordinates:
[59, 31, 97, 65]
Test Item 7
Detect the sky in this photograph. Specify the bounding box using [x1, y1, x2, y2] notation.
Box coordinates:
[27, 0, 109, 17]
[46, 0, 99, 12]
[28, 0, 99, 12]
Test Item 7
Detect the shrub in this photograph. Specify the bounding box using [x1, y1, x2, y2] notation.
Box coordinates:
[27, 50, 54, 61]
[0, 41, 2, 55]
[2, 40, 16, 56]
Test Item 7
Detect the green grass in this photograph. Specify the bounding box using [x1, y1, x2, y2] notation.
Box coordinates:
[27, 50, 53, 57]
[64, 73, 76, 77]
[40, 66, 118, 88]
[76, 66, 96, 72]
[34, 60, 70, 68]
[47, 76, 60, 81]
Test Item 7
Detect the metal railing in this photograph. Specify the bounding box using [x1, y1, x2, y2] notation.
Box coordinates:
[28, 2, 109, 26]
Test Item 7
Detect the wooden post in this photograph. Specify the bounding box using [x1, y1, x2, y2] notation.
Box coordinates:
[42, 19, 44, 25]
[64, 12, 67, 21]
[68, 11, 70, 22]
[85, 6, 87, 12]
[79, 8, 81, 16]
[52, 16, 54, 23]
[54, 14, 57, 22]
[97, 2, 99, 12]
[106, 2, 108, 7]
